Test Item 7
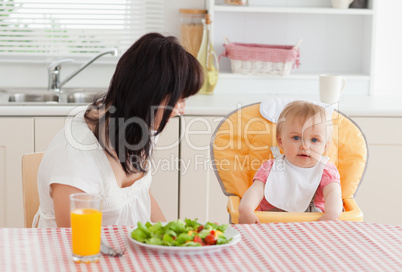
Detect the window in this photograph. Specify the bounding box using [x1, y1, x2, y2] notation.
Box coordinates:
[0, 0, 164, 59]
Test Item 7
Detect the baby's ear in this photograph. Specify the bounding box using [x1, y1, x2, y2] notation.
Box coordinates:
[277, 136, 283, 149]
[324, 140, 331, 151]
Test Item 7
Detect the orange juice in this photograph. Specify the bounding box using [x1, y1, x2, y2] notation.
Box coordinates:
[71, 208, 102, 256]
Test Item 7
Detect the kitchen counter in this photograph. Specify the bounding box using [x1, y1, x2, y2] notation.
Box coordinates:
[1, 93, 402, 117]
[184, 93, 402, 117]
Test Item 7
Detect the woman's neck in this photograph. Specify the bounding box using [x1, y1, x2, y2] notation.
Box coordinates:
[86, 107, 110, 145]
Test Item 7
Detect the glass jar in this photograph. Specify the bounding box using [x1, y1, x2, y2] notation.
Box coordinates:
[179, 9, 207, 57]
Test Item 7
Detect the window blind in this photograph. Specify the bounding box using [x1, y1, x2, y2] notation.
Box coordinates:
[0, 0, 164, 58]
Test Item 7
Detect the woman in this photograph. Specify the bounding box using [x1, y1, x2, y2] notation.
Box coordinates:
[35, 33, 204, 227]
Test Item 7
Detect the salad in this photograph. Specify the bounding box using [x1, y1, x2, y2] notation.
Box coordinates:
[131, 218, 232, 247]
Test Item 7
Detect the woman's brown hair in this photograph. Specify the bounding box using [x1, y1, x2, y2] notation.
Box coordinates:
[85, 33, 204, 174]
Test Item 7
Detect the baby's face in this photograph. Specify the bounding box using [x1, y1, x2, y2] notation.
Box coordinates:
[278, 115, 328, 168]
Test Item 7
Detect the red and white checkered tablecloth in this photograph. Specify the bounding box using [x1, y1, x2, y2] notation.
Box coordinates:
[1, 221, 402, 272]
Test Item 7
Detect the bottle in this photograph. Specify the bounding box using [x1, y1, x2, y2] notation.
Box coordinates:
[197, 14, 219, 95]
[179, 9, 207, 58]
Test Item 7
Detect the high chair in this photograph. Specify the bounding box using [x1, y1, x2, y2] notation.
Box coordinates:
[210, 100, 367, 223]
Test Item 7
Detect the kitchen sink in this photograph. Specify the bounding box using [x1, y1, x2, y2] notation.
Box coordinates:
[66, 91, 103, 103]
[1, 88, 106, 105]
[8, 93, 59, 103]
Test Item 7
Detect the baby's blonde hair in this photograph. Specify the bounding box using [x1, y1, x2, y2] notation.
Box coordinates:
[276, 101, 333, 142]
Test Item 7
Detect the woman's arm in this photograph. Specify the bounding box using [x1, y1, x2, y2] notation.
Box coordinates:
[150, 191, 166, 222]
[238, 180, 265, 224]
[51, 183, 85, 227]
[318, 183, 343, 221]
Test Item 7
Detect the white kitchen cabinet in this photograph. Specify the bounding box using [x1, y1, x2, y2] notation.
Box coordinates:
[150, 117, 180, 221]
[0, 118, 34, 227]
[179, 116, 229, 224]
[207, 0, 376, 95]
[35, 118, 66, 152]
[352, 117, 402, 226]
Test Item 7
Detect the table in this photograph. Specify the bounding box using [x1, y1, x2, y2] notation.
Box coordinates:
[1, 221, 401, 272]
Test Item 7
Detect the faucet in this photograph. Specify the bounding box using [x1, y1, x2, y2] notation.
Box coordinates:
[48, 49, 118, 92]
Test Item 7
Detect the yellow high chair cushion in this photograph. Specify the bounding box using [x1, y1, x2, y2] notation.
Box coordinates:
[211, 102, 367, 223]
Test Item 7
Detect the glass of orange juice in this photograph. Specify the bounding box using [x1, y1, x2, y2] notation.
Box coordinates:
[70, 193, 102, 263]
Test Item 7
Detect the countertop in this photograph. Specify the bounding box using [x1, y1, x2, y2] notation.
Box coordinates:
[1, 93, 402, 117]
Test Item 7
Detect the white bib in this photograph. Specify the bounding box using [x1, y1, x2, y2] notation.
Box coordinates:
[264, 154, 329, 212]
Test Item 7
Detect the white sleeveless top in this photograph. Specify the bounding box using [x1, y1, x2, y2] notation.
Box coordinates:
[35, 111, 153, 228]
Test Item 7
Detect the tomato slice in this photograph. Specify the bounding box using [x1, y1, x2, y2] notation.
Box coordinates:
[193, 235, 205, 246]
[204, 234, 217, 245]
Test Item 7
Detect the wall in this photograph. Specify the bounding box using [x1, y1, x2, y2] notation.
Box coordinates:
[371, 0, 402, 95]
[0, 0, 400, 95]
[0, 0, 204, 89]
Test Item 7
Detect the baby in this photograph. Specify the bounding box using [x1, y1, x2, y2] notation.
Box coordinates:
[239, 100, 343, 223]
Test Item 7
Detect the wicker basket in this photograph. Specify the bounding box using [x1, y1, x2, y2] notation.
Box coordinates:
[220, 39, 302, 76]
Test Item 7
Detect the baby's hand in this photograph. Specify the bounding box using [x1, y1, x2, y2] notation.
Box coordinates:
[239, 211, 261, 224]
[318, 213, 339, 221]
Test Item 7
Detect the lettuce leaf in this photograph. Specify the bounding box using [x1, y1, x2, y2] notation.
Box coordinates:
[131, 222, 151, 242]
